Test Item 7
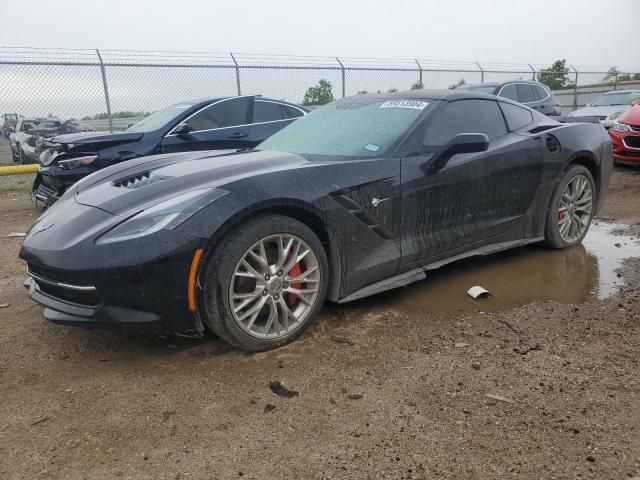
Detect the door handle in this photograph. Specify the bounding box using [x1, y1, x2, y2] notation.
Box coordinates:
[229, 132, 248, 139]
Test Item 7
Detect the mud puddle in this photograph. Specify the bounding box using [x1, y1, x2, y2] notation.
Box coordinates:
[356, 222, 640, 315]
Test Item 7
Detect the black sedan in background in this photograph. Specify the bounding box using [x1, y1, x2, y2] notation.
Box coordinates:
[460, 80, 561, 116]
[20, 90, 612, 351]
[33, 96, 307, 206]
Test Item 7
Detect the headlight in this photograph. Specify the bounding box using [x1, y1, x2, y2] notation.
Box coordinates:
[610, 121, 631, 133]
[608, 111, 625, 120]
[95, 188, 228, 245]
[58, 154, 98, 169]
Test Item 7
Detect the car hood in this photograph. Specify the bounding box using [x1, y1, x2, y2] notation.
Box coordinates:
[74, 149, 309, 215]
[51, 131, 144, 145]
[570, 105, 630, 118]
[619, 106, 640, 125]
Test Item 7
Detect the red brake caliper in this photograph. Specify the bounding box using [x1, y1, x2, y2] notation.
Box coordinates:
[558, 210, 565, 221]
[286, 253, 302, 306]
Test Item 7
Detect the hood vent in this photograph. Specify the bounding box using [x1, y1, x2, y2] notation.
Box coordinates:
[112, 171, 173, 189]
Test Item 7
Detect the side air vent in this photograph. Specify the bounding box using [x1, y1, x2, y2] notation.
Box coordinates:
[545, 135, 561, 154]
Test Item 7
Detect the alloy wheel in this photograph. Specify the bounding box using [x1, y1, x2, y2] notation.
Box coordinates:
[557, 174, 593, 243]
[229, 233, 321, 339]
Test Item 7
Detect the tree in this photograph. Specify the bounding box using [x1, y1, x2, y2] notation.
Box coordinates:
[537, 59, 573, 90]
[302, 79, 334, 106]
[448, 79, 466, 90]
[387, 87, 398, 93]
[81, 111, 150, 121]
[618, 73, 640, 82]
[410, 81, 424, 90]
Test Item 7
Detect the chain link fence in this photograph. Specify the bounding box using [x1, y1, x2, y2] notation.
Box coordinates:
[1, 47, 639, 131]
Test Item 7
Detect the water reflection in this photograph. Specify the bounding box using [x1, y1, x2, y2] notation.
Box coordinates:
[356, 222, 640, 315]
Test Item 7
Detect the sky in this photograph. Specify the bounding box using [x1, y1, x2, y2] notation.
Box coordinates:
[1, 0, 639, 71]
[1, 0, 639, 119]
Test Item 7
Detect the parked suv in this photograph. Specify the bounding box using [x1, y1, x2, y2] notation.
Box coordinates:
[460, 80, 561, 116]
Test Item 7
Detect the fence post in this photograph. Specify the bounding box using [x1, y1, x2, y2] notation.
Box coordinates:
[336, 57, 346, 98]
[230, 52, 241, 96]
[415, 59, 423, 87]
[528, 64, 536, 81]
[95, 49, 113, 133]
[476, 62, 484, 83]
[570, 65, 579, 110]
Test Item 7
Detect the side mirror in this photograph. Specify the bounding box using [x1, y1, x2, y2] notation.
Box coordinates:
[426, 133, 489, 174]
[631, 99, 640, 107]
[173, 123, 192, 136]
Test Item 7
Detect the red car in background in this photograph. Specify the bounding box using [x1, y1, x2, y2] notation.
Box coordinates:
[610, 99, 640, 165]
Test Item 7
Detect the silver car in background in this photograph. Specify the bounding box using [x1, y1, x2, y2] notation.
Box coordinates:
[569, 90, 640, 129]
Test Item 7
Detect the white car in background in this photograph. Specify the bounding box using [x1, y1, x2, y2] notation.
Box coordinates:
[569, 90, 640, 129]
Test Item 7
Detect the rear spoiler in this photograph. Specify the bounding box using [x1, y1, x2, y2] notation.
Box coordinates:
[553, 116, 601, 124]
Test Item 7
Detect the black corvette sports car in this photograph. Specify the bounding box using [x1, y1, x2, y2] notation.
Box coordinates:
[20, 90, 612, 351]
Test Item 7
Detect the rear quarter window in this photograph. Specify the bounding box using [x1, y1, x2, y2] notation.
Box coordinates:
[535, 85, 550, 100]
[499, 102, 534, 131]
[282, 105, 305, 119]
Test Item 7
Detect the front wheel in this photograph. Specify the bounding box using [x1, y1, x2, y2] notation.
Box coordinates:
[201, 214, 328, 351]
[543, 164, 595, 249]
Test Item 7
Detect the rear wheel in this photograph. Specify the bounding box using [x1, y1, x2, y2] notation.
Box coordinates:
[18, 146, 28, 165]
[543, 164, 595, 249]
[201, 214, 328, 351]
[12, 144, 21, 163]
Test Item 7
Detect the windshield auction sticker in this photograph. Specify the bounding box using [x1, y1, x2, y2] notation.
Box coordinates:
[379, 100, 428, 110]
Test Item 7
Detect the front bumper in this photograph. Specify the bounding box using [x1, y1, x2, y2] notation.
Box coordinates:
[24, 275, 163, 328]
[609, 129, 640, 164]
[20, 201, 207, 335]
[35, 166, 91, 206]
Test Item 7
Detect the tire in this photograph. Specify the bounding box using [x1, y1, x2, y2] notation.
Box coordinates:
[201, 214, 329, 351]
[18, 146, 26, 165]
[12, 144, 20, 163]
[543, 164, 596, 249]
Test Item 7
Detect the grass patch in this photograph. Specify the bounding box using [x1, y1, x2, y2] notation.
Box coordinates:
[0, 173, 35, 194]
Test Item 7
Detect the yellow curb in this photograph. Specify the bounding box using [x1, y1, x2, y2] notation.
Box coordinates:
[0, 164, 39, 176]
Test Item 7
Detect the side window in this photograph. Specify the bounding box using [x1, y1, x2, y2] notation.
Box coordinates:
[253, 101, 285, 123]
[499, 102, 533, 131]
[424, 99, 508, 147]
[516, 84, 537, 103]
[535, 85, 549, 100]
[186, 98, 251, 131]
[499, 84, 518, 101]
[281, 105, 305, 119]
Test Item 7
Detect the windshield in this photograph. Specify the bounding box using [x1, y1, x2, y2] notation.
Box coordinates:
[591, 92, 640, 106]
[125, 104, 193, 133]
[258, 99, 427, 157]
[460, 85, 498, 94]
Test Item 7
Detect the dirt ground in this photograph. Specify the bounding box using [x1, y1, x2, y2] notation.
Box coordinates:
[1, 168, 640, 480]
